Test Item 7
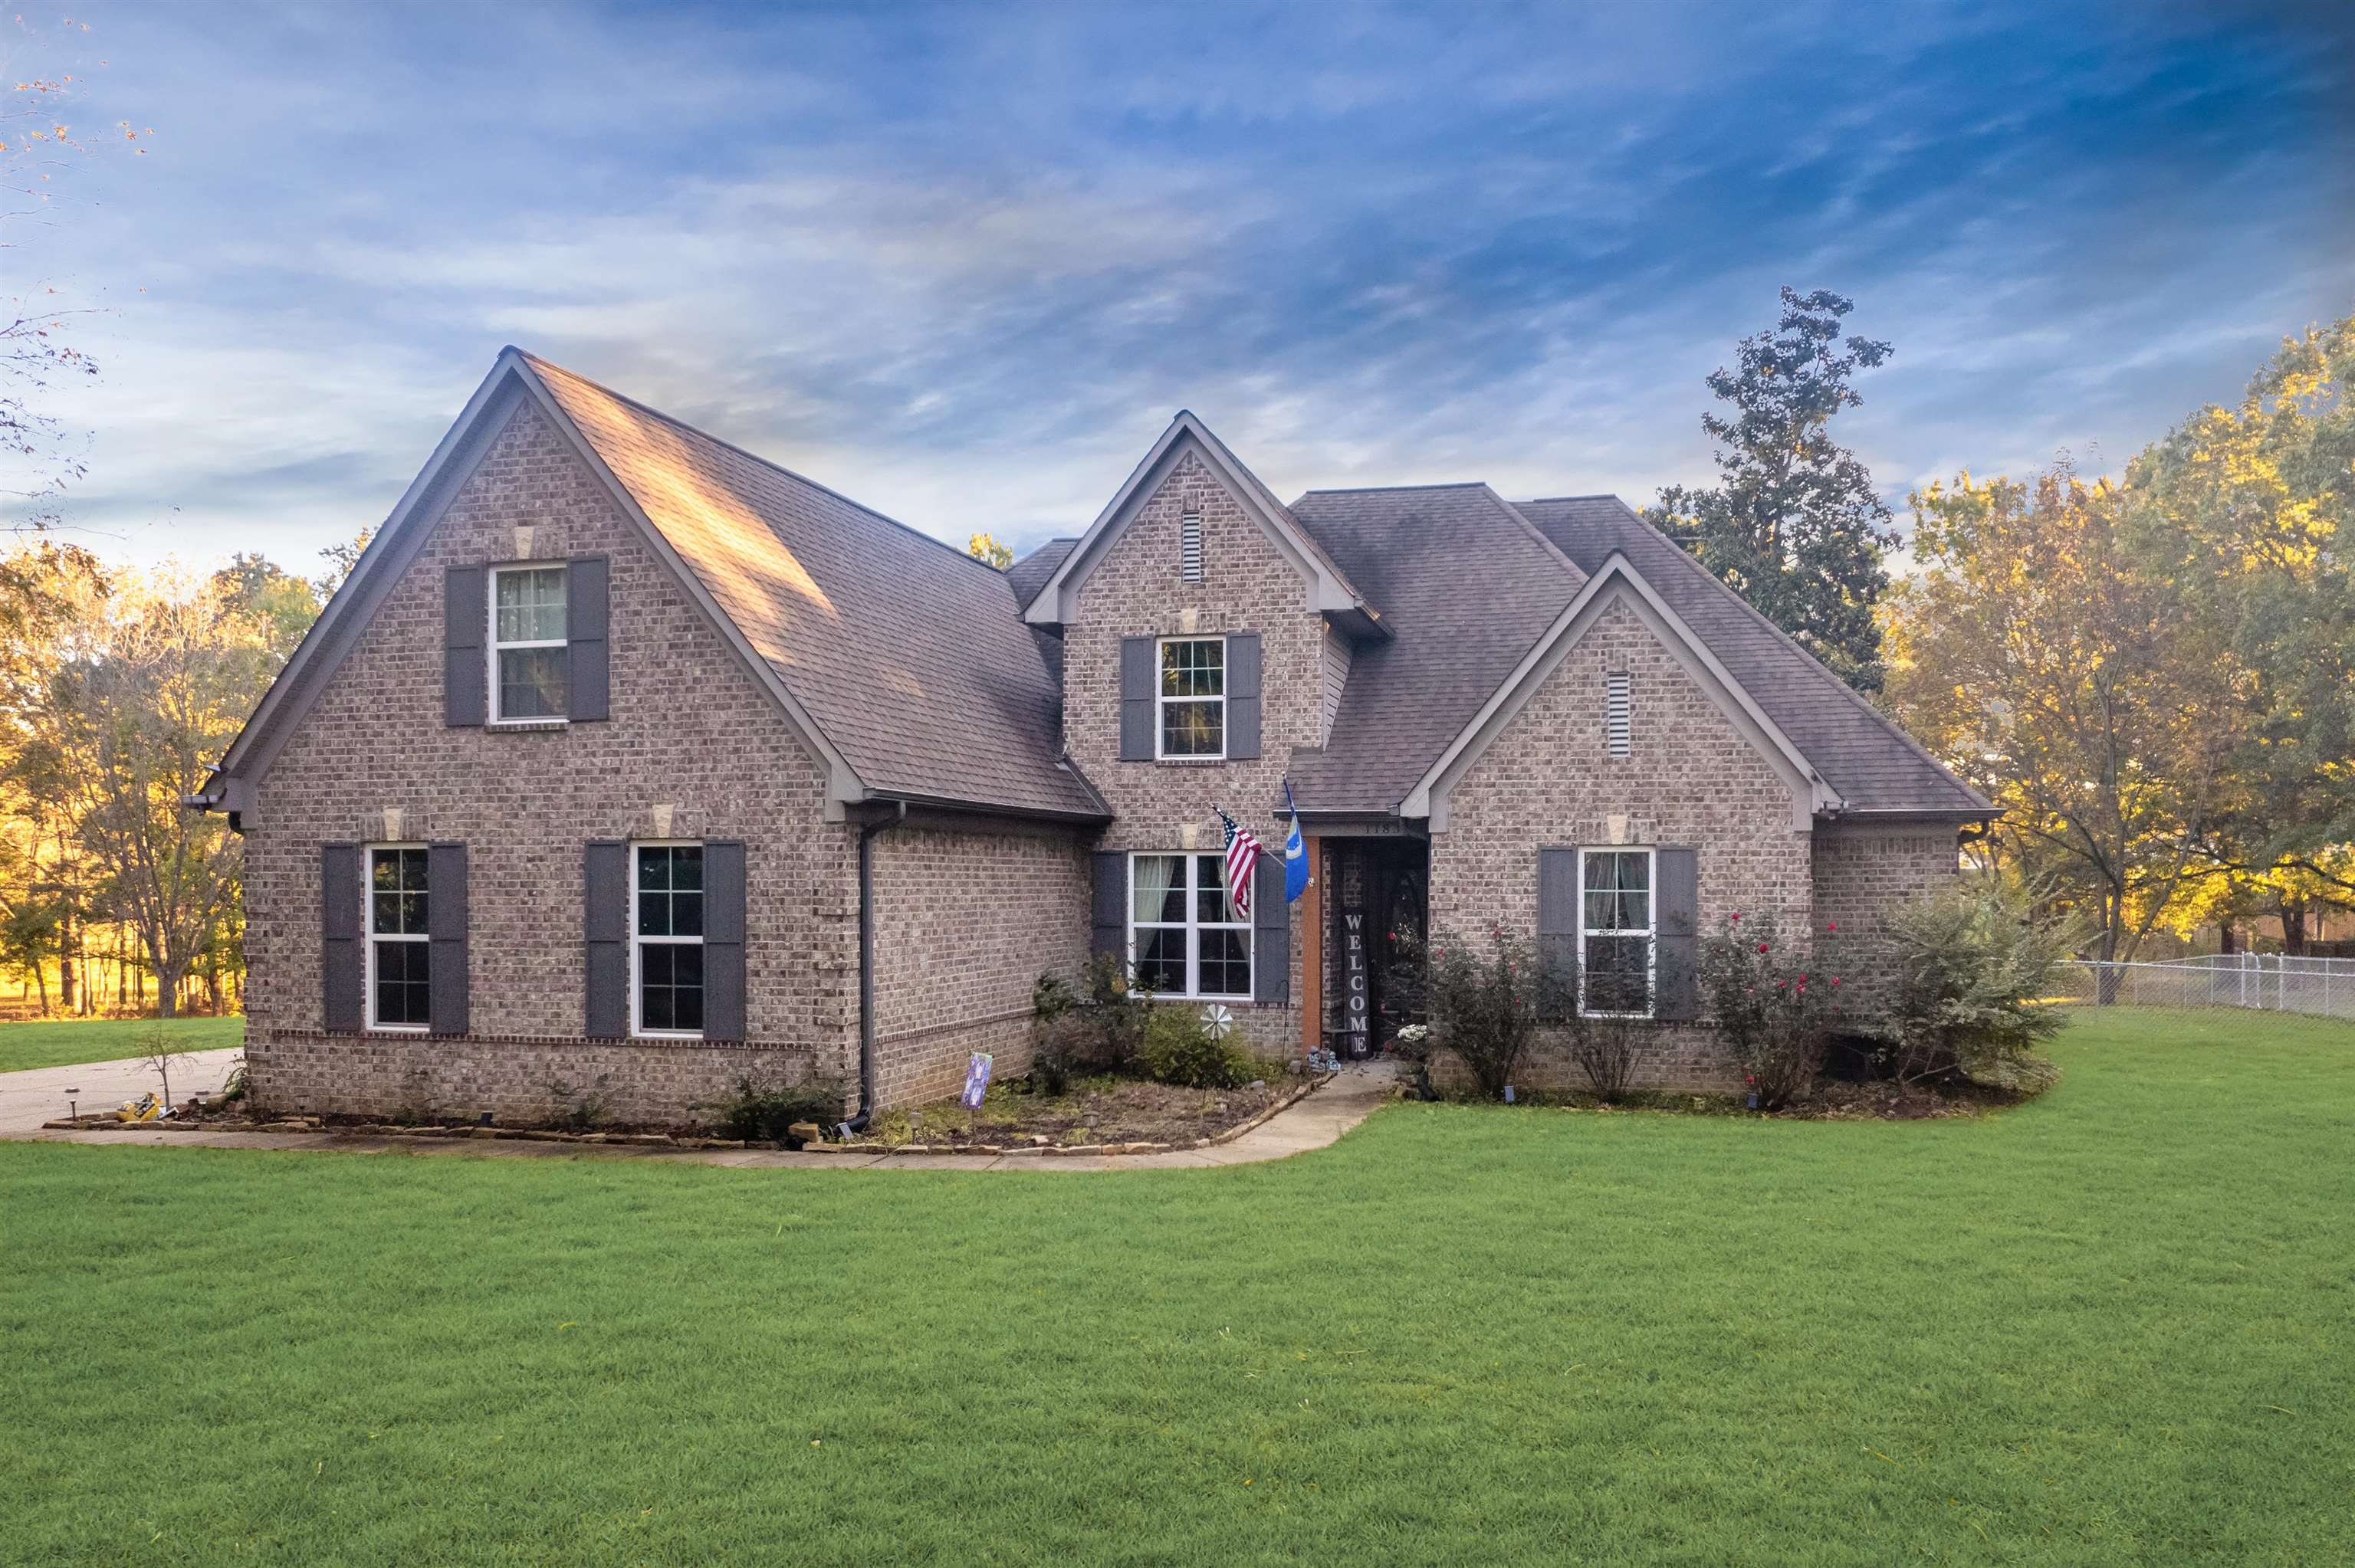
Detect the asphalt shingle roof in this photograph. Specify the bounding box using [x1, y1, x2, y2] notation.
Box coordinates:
[1514, 495, 1990, 817]
[1006, 537, 1077, 611]
[526, 354, 1102, 818]
[1284, 484, 1586, 812]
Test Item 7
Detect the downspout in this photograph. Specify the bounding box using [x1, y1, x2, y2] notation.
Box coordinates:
[839, 800, 908, 1137]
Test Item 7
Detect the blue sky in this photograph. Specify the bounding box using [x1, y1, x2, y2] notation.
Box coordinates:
[9, 1, 2352, 571]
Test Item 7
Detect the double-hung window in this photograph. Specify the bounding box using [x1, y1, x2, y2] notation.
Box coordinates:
[1578, 847, 1654, 1017]
[1129, 852, 1251, 999]
[632, 843, 705, 1037]
[1157, 637, 1224, 759]
[366, 845, 431, 1031]
[490, 563, 568, 721]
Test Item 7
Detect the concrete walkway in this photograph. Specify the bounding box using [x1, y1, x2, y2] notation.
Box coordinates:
[10, 1061, 1400, 1171]
[0, 1047, 244, 1136]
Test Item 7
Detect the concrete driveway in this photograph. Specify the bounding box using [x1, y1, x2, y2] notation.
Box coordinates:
[0, 1048, 244, 1136]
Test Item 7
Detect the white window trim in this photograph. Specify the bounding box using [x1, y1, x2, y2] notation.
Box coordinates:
[630, 839, 705, 1040]
[1155, 635, 1227, 761]
[1128, 851, 1253, 1002]
[1576, 845, 1656, 1019]
[363, 841, 430, 1034]
[488, 561, 570, 727]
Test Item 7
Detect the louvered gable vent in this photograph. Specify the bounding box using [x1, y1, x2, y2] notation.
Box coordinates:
[1180, 511, 1204, 582]
[1605, 671, 1632, 756]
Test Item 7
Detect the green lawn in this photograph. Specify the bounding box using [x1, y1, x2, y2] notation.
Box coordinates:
[0, 1015, 243, 1073]
[2, 1010, 2349, 1566]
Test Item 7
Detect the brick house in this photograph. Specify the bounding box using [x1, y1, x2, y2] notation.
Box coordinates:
[193, 349, 1991, 1126]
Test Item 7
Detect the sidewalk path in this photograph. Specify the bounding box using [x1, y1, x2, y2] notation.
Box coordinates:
[11, 1061, 1400, 1170]
[0, 1048, 244, 1136]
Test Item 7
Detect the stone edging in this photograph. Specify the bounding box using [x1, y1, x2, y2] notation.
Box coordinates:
[36, 1073, 1338, 1156]
[806, 1072, 1335, 1159]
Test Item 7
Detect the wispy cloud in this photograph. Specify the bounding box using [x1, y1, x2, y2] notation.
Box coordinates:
[15, 0, 2353, 565]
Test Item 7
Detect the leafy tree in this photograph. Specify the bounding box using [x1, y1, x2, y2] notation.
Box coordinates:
[21, 564, 308, 1014]
[1883, 464, 2236, 961]
[2123, 315, 2355, 932]
[966, 532, 1015, 570]
[315, 528, 373, 597]
[1649, 287, 1897, 691]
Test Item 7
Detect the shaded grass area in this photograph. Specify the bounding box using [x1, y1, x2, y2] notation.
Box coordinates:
[3, 1009, 2350, 1565]
[0, 1015, 241, 1074]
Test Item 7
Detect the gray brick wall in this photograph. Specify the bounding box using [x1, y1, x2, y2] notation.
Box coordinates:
[245, 399, 1088, 1124]
[1063, 447, 1319, 1049]
[869, 821, 1092, 1105]
[1428, 596, 1814, 1091]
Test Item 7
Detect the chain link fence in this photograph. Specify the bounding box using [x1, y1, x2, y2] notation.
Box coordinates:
[2054, 955, 2355, 1022]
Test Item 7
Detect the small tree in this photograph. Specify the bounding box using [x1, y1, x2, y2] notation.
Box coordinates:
[135, 1023, 195, 1109]
[1696, 913, 1838, 1108]
[1874, 881, 2074, 1087]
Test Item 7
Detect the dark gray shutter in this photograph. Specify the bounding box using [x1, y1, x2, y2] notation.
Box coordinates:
[584, 840, 629, 1039]
[426, 842, 469, 1035]
[1537, 847, 1578, 1012]
[1655, 845, 1701, 1022]
[1226, 632, 1262, 759]
[1091, 851, 1126, 959]
[567, 555, 609, 722]
[1119, 638, 1155, 760]
[322, 843, 363, 1032]
[703, 839, 747, 1041]
[1252, 855, 1288, 1004]
[444, 565, 486, 727]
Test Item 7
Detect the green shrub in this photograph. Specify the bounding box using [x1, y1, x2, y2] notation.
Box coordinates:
[1140, 1007, 1252, 1089]
[1697, 912, 1834, 1108]
[705, 1069, 844, 1143]
[1027, 954, 1146, 1078]
[1386, 927, 1566, 1100]
[1872, 881, 2074, 1086]
[1027, 1012, 1095, 1095]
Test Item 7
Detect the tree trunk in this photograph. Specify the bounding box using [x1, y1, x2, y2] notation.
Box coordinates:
[2281, 900, 2309, 956]
[2219, 922, 2237, 955]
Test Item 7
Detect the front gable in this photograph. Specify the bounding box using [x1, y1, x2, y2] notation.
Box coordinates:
[1022, 414, 1374, 628]
[203, 353, 861, 821]
[1410, 553, 1838, 832]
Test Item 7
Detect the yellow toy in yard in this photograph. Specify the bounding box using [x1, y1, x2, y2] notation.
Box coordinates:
[114, 1092, 161, 1123]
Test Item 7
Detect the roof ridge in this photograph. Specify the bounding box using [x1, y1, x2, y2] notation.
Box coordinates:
[1481, 487, 1587, 584]
[1299, 481, 1490, 496]
[1523, 492, 1630, 504]
[514, 349, 1009, 589]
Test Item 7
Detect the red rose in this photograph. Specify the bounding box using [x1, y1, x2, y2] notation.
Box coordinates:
[1757, 942, 1769, 953]
[1826, 921, 1838, 933]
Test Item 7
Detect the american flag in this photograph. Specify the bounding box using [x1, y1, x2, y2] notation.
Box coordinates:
[1216, 807, 1263, 922]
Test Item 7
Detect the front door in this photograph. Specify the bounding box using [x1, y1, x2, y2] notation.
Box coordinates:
[1331, 838, 1429, 1059]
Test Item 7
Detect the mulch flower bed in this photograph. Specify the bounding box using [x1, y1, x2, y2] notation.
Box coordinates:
[843, 1071, 1312, 1155]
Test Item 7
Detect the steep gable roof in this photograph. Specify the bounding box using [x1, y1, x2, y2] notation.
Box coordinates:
[1021, 411, 1378, 628]
[1284, 484, 1585, 812]
[524, 355, 1100, 818]
[203, 349, 1104, 823]
[1516, 495, 1991, 818]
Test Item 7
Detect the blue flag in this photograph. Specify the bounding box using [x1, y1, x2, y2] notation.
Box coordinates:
[1282, 777, 1309, 903]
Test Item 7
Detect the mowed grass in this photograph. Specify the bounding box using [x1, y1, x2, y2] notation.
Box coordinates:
[0, 1015, 241, 1073]
[3, 1011, 2350, 1566]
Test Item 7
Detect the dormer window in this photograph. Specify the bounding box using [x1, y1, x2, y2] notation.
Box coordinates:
[491, 563, 569, 721]
[1158, 636, 1225, 758]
